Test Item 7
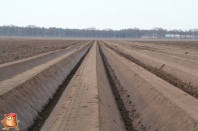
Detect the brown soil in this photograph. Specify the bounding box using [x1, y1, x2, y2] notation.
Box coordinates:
[27, 42, 93, 131]
[121, 42, 198, 53]
[0, 38, 87, 64]
[1, 39, 197, 130]
[99, 42, 136, 131]
[103, 42, 198, 99]
[129, 41, 198, 48]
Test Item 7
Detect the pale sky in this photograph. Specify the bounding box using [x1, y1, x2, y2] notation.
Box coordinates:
[0, 0, 197, 30]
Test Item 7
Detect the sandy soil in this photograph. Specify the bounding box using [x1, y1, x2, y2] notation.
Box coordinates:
[1, 39, 198, 131]
[104, 41, 198, 97]
[133, 41, 198, 48]
[100, 41, 198, 131]
[41, 42, 125, 131]
[0, 38, 87, 64]
[0, 42, 92, 130]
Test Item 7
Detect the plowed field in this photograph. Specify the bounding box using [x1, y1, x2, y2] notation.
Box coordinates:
[0, 39, 198, 131]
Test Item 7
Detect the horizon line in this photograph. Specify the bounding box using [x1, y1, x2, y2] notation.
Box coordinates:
[0, 25, 197, 31]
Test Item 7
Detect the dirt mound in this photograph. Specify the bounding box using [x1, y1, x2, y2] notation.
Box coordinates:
[104, 43, 198, 99]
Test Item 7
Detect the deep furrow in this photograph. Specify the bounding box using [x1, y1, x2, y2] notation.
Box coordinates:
[27, 42, 93, 131]
[98, 42, 136, 131]
[102, 42, 198, 99]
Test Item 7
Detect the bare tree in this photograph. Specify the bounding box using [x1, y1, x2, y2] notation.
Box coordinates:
[194, 29, 198, 39]
[178, 29, 183, 39]
[0, 25, 197, 39]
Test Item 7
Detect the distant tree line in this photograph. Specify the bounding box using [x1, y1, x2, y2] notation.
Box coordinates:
[0, 25, 197, 39]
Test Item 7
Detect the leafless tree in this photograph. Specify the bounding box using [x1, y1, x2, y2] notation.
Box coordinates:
[0, 25, 197, 39]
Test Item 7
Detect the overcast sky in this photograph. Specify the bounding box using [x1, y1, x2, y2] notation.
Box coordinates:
[0, 0, 197, 30]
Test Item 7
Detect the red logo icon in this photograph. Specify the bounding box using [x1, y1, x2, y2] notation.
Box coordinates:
[1, 113, 19, 130]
